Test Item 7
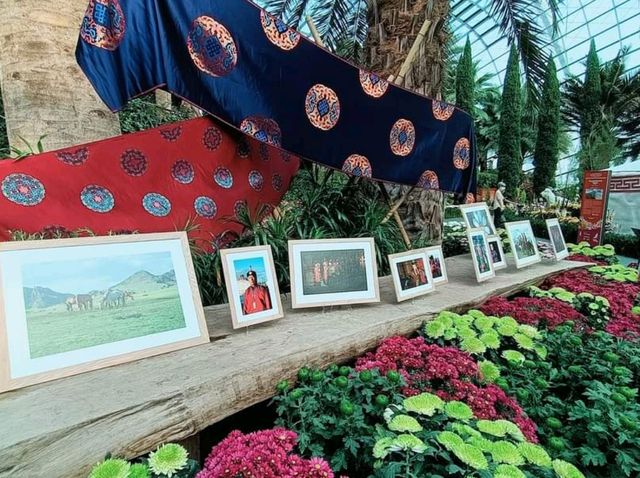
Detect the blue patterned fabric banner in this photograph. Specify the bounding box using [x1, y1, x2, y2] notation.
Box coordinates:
[76, 0, 477, 199]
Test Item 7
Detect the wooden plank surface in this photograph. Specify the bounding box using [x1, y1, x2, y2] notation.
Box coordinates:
[0, 255, 587, 478]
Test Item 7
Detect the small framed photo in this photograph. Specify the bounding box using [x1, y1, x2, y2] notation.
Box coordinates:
[460, 202, 498, 237]
[546, 218, 569, 260]
[468, 228, 496, 282]
[388, 250, 434, 302]
[0, 232, 209, 393]
[505, 220, 542, 268]
[288, 238, 380, 309]
[220, 245, 283, 328]
[424, 245, 448, 285]
[487, 235, 507, 270]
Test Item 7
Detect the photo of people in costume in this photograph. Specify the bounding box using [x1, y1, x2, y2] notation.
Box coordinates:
[489, 239, 503, 264]
[472, 235, 491, 274]
[300, 249, 368, 295]
[396, 258, 429, 291]
[429, 254, 443, 280]
[233, 257, 273, 315]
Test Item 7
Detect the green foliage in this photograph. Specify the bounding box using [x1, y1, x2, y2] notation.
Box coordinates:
[455, 38, 475, 117]
[88, 444, 198, 478]
[533, 59, 561, 195]
[118, 94, 195, 134]
[0, 84, 8, 158]
[529, 285, 612, 330]
[567, 242, 618, 264]
[588, 264, 638, 283]
[580, 40, 602, 151]
[497, 45, 523, 197]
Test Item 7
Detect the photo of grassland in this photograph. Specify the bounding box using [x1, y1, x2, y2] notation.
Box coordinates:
[22, 252, 186, 358]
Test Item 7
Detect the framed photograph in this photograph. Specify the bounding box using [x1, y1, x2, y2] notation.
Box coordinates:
[424, 245, 448, 285]
[546, 218, 569, 261]
[288, 238, 380, 309]
[0, 232, 209, 393]
[460, 202, 498, 237]
[468, 229, 496, 282]
[487, 235, 507, 270]
[505, 220, 542, 268]
[388, 250, 435, 302]
[220, 245, 283, 328]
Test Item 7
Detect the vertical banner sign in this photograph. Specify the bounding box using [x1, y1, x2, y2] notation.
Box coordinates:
[577, 170, 612, 246]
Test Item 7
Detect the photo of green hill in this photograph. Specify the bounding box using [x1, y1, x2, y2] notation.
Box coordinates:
[22, 252, 186, 358]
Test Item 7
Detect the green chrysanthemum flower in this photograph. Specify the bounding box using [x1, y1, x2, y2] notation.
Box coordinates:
[534, 344, 548, 360]
[595, 296, 610, 306]
[436, 313, 455, 329]
[459, 314, 475, 325]
[479, 331, 501, 349]
[450, 443, 488, 470]
[372, 437, 395, 459]
[502, 350, 525, 365]
[497, 323, 518, 337]
[456, 326, 478, 340]
[451, 422, 482, 439]
[552, 459, 586, 478]
[425, 319, 446, 338]
[89, 459, 131, 478]
[129, 463, 151, 478]
[444, 328, 459, 340]
[517, 324, 541, 339]
[466, 435, 495, 452]
[467, 309, 486, 319]
[444, 401, 474, 421]
[437, 431, 464, 451]
[494, 464, 527, 478]
[517, 442, 552, 468]
[489, 440, 524, 465]
[513, 333, 535, 351]
[460, 337, 486, 354]
[148, 444, 189, 478]
[473, 315, 495, 332]
[477, 419, 522, 440]
[498, 316, 519, 328]
[392, 434, 428, 454]
[388, 414, 423, 433]
[555, 291, 576, 303]
[478, 360, 501, 383]
[403, 393, 444, 416]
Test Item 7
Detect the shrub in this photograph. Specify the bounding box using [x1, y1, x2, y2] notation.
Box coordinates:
[480, 296, 585, 329]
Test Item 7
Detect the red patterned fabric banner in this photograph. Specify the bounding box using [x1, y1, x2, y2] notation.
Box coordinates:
[0, 117, 300, 250]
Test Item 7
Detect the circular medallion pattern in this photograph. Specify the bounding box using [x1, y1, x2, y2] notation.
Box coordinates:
[213, 167, 233, 189]
[80, 0, 126, 51]
[80, 185, 114, 213]
[142, 193, 171, 217]
[120, 149, 148, 176]
[305, 84, 340, 131]
[259, 143, 270, 161]
[203, 126, 222, 150]
[160, 125, 182, 142]
[171, 160, 195, 184]
[234, 199, 247, 218]
[236, 138, 251, 157]
[187, 16, 238, 77]
[432, 100, 455, 121]
[453, 137, 471, 170]
[389, 119, 416, 157]
[416, 170, 439, 190]
[272, 173, 283, 191]
[359, 70, 389, 98]
[248, 170, 264, 192]
[1, 174, 45, 206]
[194, 196, 218, 219]
[56, 147, 89, 166]
[240, 116, 282, 146]
[341, 154, 372, 178]
[260, 10, 301, 51]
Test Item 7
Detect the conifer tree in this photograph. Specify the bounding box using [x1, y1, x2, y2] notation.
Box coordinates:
[455, 38, 474, 116]
[580, 40, 602, 149]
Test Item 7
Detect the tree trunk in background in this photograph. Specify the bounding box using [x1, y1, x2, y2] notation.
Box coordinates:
[0, 1, 120, 153]
[366, 0, 450, 243]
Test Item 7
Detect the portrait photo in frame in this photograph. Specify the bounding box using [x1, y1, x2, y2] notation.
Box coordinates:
[0, 232, 209, 393]
[546, 218, 569, 261]
[424, 245, 448, 285]
[388, 250, 435, 302]
[505, 220, 542, 268]
[487, 235, 508, 270]
[468, 228, 496, 282]
[460, 202, 498, 237]
[220, 245, 284, 328]
[288, 238, 380, 309]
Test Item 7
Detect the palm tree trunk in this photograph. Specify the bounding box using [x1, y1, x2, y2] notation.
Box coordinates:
[366, 0, 450, 243]
[0, 1, 120, 153]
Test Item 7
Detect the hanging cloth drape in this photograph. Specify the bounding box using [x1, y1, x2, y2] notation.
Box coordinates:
[75, 0, 477, 200]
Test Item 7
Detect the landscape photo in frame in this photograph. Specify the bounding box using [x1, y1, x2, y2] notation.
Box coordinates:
[288, 238, 380, 309]
[388, 250, 434, 302]
[460, 202, 497, 237]
[220, 245, 283, 328]
[424, 245, 448, 285]
[468, 228, 496, 282]
[487, 235, 507, 270]
[0, 232, 209, 393]
[546, 218, 569, 260]
[505, 220, 542, 268]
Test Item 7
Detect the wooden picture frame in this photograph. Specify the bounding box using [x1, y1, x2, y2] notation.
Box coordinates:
[505, 220, 542, 268]
[423, 245, 449, 285]
[546, 218, 569, 261]
[0, 232, 209, 393]
[220, 245, 284, 328]
[487, 235, 508, 270]
[460, 202, 498, 237]
[388, 250, 435, 302]
[288, 238, 380, 309]
[468, 228, 496, 282]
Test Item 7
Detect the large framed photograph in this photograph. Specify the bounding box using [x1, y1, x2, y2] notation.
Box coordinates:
[487, 235, 507, 270]
[468, 229, 496, 282]
[546, 218, 569, 261]
[505, 220, 542, 268]
[389, 250, 434, 302]
[288, 238, 380, 309]
[424, 245, 448, 285]
[220, 245, 283, 328]
[0, 232, 209, 393]
[460, 202, 497, 237]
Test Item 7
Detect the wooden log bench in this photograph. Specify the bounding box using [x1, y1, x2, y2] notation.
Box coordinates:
[0, 255, 588, 478]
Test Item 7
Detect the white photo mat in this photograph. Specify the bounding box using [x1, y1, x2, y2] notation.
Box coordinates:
[423, 245, 448, 285]
[467, 228, 496, 282]
[388, 250, 435, 302]
[487, 235, 508, 270]
[545, 218, 569, 261]
[505, 220, 542, 268]
[460, 202, 498, 236]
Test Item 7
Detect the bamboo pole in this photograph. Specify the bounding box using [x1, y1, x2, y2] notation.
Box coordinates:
[393, 17, 432, 85]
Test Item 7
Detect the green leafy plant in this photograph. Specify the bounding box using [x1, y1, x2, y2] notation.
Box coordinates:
[567, 242, 618, 264]
[87, 444, 198, 478]
[588, 264, 639, 283]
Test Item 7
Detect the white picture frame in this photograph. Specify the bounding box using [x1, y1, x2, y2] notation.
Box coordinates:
[546, 218, 569, 261]
[0, 232, 209, 393]
[288, 238, 380, 309]
[423, 245, 448, 285]
[487, 235, 508, 270]
[388, 250, 435, 302]
[468, 228, 496, 282]
[220, 245, 284, 328]
[505, 220, 542, 268]
[460, 202, 498, 237]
